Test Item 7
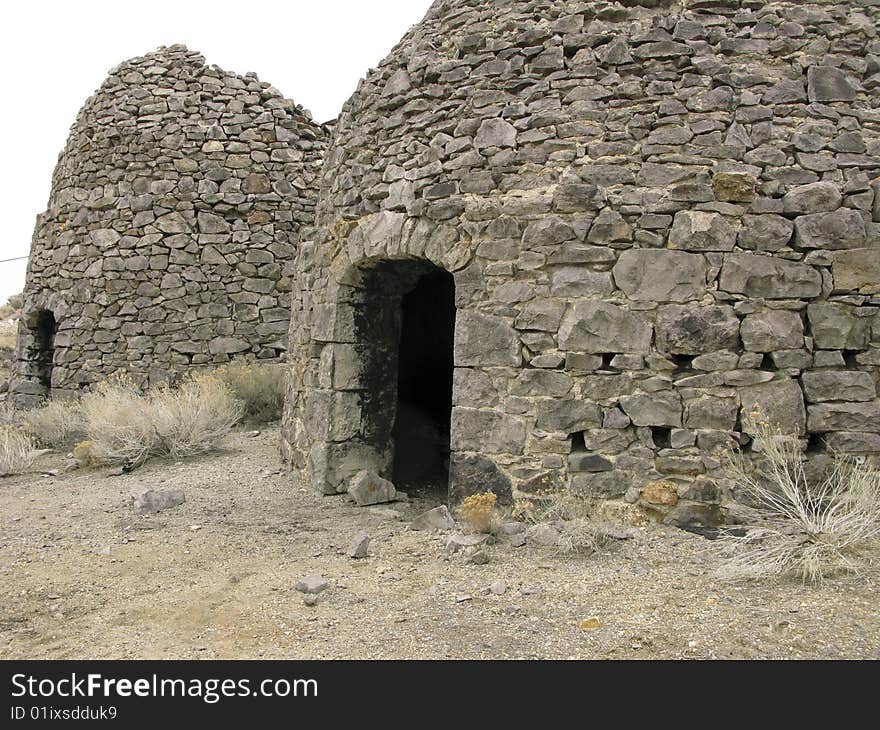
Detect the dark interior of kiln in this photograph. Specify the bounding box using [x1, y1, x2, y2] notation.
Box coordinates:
[33, 309, 56, 392]
[391, 268, 456, 494]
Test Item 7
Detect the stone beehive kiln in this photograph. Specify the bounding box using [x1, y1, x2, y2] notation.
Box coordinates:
[282, 0, 880, 522]
[10, 45, 327, 408]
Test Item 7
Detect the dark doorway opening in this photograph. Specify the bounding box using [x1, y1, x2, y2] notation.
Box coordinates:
[33, 309, 57, 392]
[392, 268, 456, 494]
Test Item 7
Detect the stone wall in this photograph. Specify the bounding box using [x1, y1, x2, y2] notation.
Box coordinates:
[10, 45, 327, 408]
[283, 0, 880, 522]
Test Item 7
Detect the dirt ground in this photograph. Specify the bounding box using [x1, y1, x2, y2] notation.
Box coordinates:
[1, 427, 878, 660]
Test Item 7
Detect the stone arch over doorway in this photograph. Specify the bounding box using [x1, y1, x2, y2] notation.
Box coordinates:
[291, 252, 460, 498]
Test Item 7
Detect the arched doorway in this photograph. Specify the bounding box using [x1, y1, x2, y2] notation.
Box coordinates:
[32, 309, 57, 392]
[354, 258, 456, 497]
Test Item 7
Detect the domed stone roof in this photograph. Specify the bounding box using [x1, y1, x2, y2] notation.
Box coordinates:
[283, 0, 880, 519]
[11, 45, 327, 407]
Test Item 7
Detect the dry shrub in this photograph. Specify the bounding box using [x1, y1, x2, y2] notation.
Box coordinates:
[555, 519, 610, 555]
[514, 488, 592, 524]
[150, 375, 243, 458]
[72, 440, 100, 468]
[81, 373, 242, 466]
[719, 416, 880, 584]
[213, 361, 286, 423]
[0, 426, 35, 476]
[21, 399, 86, 448]
[516, 489, 632, 554]
[458, 492, 497, 533]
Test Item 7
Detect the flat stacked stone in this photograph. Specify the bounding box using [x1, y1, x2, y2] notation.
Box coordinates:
[11, 45, 327, 407]
[276, 0, 879, 519]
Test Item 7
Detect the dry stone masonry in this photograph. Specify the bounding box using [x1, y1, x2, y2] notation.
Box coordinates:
[10, 45, 327, 408]
[282, 0, 880, 525]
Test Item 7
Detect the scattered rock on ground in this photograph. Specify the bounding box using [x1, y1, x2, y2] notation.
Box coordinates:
[444, 533, 490, 553]
[349, 531, 371, 559]
[295, 575, 329, 594]
[490, 580, 507, 595]
[347, 470, 396, 506]
[130, 487, 185, 515]
[526, 523, 560, 547]
[410, 505, 456, 531]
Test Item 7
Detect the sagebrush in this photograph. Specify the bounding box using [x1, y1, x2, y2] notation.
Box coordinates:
[212, 361, 286, 423]
[720, 416, 880, 583]
[0, 426, 35, 476]
[21, 399, 85, 448]
[81, 373, 243, 466]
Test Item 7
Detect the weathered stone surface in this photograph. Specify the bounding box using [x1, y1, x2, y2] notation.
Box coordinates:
[833, 249, 880, 293]
[515, 299, 566, 332]
[587, 209, 632, 243]
[740, 311, 804, 352]
[719, 254, 821, 299]
[738, 214, 794, 251]
[613, 250, 707, 302]
[807, 303, 870, 350]
[558, 301, 652, 353]
[348, 531, 371, 559]
[131, 487, 185, 515]
[550, 268, 614, 297]
[641, 480, 679, 506]
[451, 408, 526, 454]
[712, 173, 756, 203]
[273, 1, 880, 517]
[454, 312, 520, 366]
[474, 118, 517, 149]
[410, 505, 456, 531]
[522, 216, 575, 247]
[808, 402, 880, 433]
[619, 392, 682, 428]
[347, 470, 396, 506]
[782, 182, 842, 215]
[807, 66, 857, 103]
[794, 209, 866, 250]
[684, 394, 739, 430]
[536, 399, 602, 433]
[740, 379, 806, 436]
[449, 454, 513, 505]
[802, 371, 876, 404]
[655, 305, 740, 355]
[295, 575, 329, 594]
[12, 45, 326, 408]
[668, 211, 738, 252]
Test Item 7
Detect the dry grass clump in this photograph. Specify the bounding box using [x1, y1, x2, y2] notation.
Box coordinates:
[515, 489, 630, 555]
[458, 491, 497, 533]
[0, 426, 35, 476]
[21, 399, 85, 448]
[720, 416, 880, 584]
[80, 373, 243, 467]
[212, 361, 286, 423]
[555, 519, 611, 555]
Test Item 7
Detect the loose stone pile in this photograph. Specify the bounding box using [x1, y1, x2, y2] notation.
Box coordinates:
[10, 45, 327, 408]
[283, 0, 880, 523]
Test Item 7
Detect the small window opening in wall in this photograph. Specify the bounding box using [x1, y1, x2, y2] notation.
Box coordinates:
[760, 352, 775, 371]
[843, 350, 860, 368]
[34, 309, 57, 391]
[672, 354, 694, 371]
[805, 433, 824, 455]
[651, 426, 672, 449]
[600, 353, 615, 369]
[569, 431, 587, 453]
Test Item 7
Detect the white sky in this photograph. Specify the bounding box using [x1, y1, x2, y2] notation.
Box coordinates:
[0, 0, 434, 306]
